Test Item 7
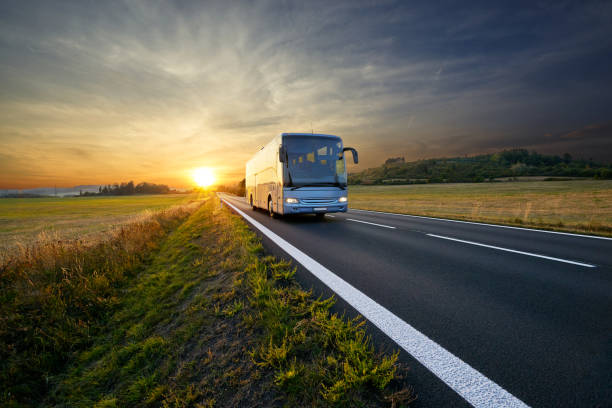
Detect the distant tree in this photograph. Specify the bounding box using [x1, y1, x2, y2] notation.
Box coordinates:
[215, 178, 246, 196]
[349, 148, 612, 185]
[385, 157, 405, 165]
[134, 182, 170, 194]
[87, 181, 172, 196]
[238, 178, 246, 196]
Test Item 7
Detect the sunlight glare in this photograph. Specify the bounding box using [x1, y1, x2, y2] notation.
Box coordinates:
[192, 167, 215, 187]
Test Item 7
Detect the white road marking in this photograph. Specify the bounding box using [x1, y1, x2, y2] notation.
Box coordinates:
[427, 233, 596, 268]
[326, 214, 335, 218]
[346, 218, 396, 229]
[351, 208, 612, 241]
[221, 196, 530, 408]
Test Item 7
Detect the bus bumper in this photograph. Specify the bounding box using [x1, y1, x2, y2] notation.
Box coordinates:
[283, 203, 348, 214]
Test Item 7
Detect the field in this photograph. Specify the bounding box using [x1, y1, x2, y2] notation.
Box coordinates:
[0, 194, 410, 407]
[0, 194, 198, 257]
[348, 180, 612, 236]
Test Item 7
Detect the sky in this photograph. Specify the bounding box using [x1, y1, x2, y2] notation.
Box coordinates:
[1, 0, 611, 189]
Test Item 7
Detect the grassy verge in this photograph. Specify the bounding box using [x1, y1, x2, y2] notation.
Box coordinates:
[35, 196, 411, 407]
[348, 180, 612, 236]
[0, 200, 202, 406]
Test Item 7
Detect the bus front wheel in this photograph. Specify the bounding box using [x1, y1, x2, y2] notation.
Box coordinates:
[267, 197, 277, 218]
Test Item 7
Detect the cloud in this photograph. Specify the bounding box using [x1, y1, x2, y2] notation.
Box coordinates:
[558, 123, 612, 140]
[1, 0, 611, 187]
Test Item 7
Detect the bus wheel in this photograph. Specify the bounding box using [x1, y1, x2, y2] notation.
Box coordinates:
[268, 197, 275, 218]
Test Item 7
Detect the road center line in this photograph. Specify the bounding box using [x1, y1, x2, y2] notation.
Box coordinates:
[346, 218, 396, 229]
[427, 233, 596, 268]
[350, 208, 612, 241]
[221, 196, 529, 408]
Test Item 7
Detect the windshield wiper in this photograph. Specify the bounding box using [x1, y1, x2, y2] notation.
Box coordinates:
[290, 183, 346, 190]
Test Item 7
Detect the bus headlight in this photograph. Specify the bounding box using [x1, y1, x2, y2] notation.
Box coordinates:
[285, 197, 299, 204]
[338, 196, 348, 202]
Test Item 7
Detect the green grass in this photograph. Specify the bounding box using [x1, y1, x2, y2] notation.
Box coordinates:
[0, 194, 199, 256]
[1, 195, 412, 407]
[348, 180, 612, 236]
[0, 200, 200, 406]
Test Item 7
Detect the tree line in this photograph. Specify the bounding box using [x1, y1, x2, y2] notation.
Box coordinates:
[215, 178, 245, 196]
[81, 181, 174, 196]
[349, 149, 612, 184]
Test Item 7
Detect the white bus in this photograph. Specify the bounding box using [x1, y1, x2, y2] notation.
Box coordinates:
[246, 133, 358, 218]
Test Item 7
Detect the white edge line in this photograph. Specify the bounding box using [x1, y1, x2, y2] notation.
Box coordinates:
[346, 218, 396, 229]
[221, 196, 530, 408]
[428, 233, 596, 268]
[350, 208, 612, 241]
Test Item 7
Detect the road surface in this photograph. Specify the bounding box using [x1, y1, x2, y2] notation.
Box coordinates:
[219, 194, 612, 407]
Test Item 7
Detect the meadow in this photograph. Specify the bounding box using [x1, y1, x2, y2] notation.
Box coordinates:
[0, 194, 197, 257]
[0, 194, 410, 407]
[348, 180, 612, 236]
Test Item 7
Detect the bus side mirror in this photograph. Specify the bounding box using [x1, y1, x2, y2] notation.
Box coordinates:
[343, 147, 358, 164]
[279, 146, 287, 163]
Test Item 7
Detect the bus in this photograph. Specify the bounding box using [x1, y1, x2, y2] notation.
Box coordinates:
[245, 133, 358, 218]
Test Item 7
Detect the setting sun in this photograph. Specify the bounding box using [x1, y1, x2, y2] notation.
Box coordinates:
[192, 167, 215, 188]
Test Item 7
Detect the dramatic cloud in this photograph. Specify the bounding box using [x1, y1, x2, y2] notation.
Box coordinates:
[1, 0, 611, 188]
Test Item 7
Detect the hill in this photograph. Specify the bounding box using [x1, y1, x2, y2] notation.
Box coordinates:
[349, 149, 612, 185]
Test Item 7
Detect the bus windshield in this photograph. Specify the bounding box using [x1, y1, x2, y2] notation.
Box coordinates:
[283, 136, 347, 187]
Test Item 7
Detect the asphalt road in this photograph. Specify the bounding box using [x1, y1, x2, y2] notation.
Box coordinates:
[219, 194, 612, 407]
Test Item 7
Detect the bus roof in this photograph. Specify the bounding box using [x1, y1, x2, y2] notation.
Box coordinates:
[281, 132, 340, 139]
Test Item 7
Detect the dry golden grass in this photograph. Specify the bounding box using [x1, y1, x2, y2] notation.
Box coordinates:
[348, 180, 612, 236]
[0, 194, 200, 260]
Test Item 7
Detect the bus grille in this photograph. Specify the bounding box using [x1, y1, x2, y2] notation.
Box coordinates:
[300, 198, 337, 205]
